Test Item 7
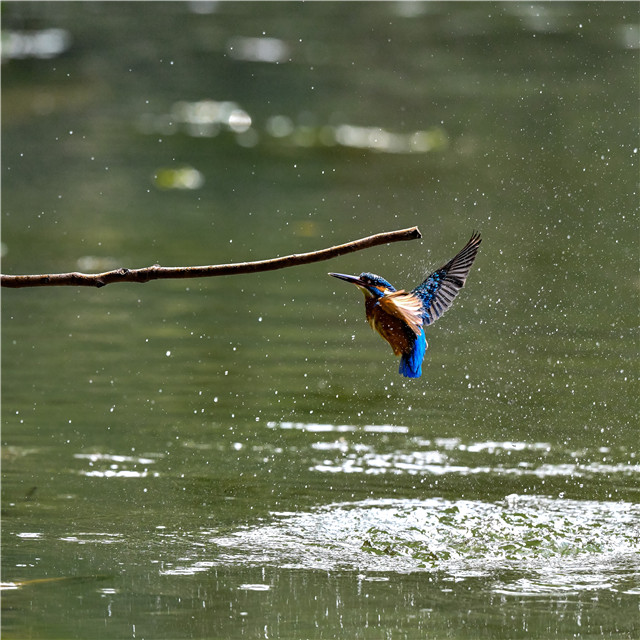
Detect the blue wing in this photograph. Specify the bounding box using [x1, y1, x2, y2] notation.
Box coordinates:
[412, 232, 481, 326]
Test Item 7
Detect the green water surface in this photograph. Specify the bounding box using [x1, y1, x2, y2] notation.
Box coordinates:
[2, 3, 639, 638]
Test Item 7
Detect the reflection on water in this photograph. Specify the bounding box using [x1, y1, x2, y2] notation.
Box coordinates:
[1, 28, 71, 60]
[268, 421, 639, 480]
[267, 420, 410, 433]
[140, 98, 448, 154]
[2, 2, 638, 638]
[74, 452, 160, 478]
[59, 533, 123, 545]
[227, 36, 290, 64]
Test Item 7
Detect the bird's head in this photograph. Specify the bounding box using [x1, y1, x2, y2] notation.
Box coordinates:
[329, 271, 396, 299]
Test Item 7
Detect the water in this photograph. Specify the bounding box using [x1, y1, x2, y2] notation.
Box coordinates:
[2, 3, 639, 638]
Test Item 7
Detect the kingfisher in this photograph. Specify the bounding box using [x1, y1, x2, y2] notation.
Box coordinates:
[329, 231, 481, 378]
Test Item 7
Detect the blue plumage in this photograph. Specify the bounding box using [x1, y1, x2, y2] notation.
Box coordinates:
[329, 232, 481, 378]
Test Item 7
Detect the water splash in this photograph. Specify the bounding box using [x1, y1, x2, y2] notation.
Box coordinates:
[157, 496, 640, 595]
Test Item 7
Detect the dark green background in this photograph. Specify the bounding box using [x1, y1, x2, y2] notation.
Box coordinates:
[2, 3, 638, 638]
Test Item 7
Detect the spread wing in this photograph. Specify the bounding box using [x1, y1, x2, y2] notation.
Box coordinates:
[378, 290, 424, 336]
[412, 231, 481, 326]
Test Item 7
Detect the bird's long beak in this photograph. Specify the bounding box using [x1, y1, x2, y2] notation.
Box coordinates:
[328, 272, 365, 286]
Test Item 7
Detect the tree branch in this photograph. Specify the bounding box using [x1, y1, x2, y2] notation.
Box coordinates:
[1, 226, 422, 289]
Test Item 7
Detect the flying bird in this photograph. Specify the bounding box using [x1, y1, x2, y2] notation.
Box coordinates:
[329, 231, 481, 378]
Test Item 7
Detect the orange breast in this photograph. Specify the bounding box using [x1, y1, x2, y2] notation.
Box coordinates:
[365, 299, 416, 356]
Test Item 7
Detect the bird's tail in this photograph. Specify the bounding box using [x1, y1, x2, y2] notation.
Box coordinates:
[399, 330, 427, 378]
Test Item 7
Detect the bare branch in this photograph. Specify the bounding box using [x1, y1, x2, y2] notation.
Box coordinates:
[1, 226, 422, 289]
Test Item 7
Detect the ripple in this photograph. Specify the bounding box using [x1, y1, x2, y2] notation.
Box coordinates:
[267, 421, 409, 434]
[237, 583, 271, 591]
[74, 452, 161, 479]
[262, 424, 639, 480]
[59, 533, 124, 545]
